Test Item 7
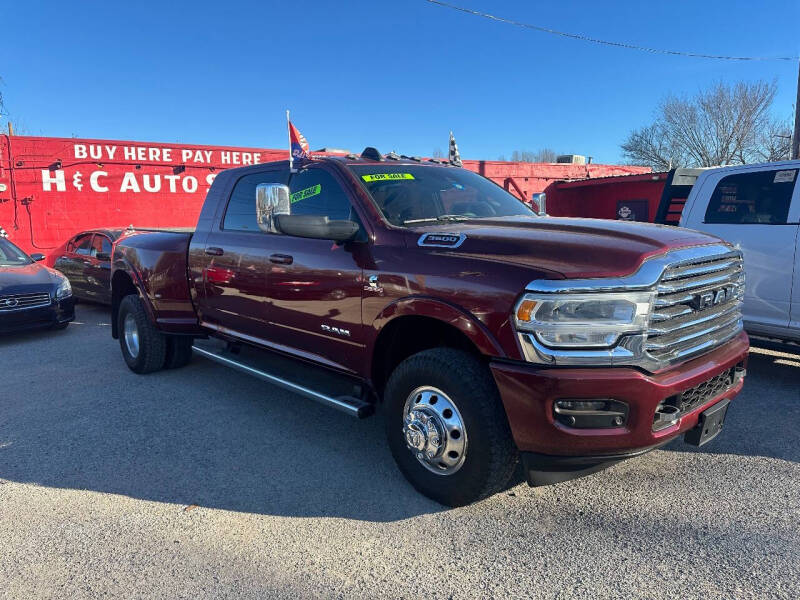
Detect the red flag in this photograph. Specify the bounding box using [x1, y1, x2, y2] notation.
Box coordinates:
[288, 121, 309, 160]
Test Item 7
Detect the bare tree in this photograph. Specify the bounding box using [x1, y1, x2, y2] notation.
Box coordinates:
[510, 148, 558, 162]
[755, 115, 793, 162]
[622, 80, 786, 169]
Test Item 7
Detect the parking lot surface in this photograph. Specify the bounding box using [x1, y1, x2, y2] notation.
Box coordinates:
[1, 304, 799, 599]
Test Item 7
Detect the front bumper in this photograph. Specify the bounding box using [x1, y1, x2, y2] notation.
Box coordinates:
[490, 331, 749, 481]
[0, 296, 75, 333]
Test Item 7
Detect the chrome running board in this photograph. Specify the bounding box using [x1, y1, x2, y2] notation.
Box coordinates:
[192, 343, 374, 419]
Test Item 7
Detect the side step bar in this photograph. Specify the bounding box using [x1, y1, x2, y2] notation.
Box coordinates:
[192, 345, 375, 419]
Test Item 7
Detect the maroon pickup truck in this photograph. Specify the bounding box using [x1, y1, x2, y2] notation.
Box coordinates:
[110, 148, 749, 506]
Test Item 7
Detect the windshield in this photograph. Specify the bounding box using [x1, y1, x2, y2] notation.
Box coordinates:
[0, 238, 33, 267]
[349, 164, 533, 226]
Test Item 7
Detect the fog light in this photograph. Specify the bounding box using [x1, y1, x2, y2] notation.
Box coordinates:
[554, 399, 628, 429]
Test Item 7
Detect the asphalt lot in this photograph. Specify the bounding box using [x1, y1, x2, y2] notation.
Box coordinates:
[1, 304, 798, 599]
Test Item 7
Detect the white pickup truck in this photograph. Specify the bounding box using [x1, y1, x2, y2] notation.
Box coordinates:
[680, 160, 800, 344]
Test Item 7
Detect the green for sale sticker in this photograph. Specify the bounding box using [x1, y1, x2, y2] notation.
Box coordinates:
[290, 184, 321, 203]
[361, 173, 415, 182]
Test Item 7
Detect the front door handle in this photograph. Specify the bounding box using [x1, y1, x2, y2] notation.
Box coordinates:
[205, 247, 224, 256]
[269, 253, 293, 265]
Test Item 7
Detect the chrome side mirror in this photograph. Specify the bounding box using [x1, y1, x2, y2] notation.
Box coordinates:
[531, 192, 547, 216]
[256, 183, 291, 233]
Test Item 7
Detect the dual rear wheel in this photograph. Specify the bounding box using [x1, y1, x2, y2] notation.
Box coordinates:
[118, 294, 193, 374]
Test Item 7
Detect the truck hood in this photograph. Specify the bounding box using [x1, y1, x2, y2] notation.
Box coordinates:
[410, 216, 722, 279]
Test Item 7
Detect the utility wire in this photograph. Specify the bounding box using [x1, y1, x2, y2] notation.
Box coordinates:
[424, 0, 799, 62]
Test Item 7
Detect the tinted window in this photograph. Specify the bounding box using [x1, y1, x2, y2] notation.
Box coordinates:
[704, 169, 797, 225]
[74, 234, 94, 255]
[288, 168, 353, 221]
[91, 235, 111, 256]
[224, 170, 289, 231]
[348, 164, 532, 226]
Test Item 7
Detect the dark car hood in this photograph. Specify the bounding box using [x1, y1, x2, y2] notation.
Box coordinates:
[410, 216, 724, 279]
[0, 262, 59, 295]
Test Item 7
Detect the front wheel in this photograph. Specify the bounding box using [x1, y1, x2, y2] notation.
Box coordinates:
[118, 294, 167, 374]
[384, 348, 518, 507]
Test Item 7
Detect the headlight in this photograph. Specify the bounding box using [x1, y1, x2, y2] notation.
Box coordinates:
[513, 292, 653, 348]
[55, 277, 72, 299]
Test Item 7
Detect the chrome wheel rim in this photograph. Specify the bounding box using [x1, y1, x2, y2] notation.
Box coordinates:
[123, 313, 140, 358]
[402, 386, 467, 475]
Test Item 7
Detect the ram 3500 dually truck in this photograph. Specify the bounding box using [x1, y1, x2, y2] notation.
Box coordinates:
[110, 149, 749, 506]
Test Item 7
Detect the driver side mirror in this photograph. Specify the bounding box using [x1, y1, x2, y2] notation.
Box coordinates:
[274, 215, 360, 243]
[256, 183, 291, 233]
[531, 193, 547, 216]
[31, 253, 45, 262]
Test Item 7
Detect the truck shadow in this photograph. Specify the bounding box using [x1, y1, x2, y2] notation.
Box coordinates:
[1, 305, 795, 521]
[661, 343, 800, 463]
[0, 306, 442, 521]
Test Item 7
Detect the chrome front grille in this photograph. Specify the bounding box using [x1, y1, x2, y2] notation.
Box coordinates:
[646, 251, 744, 364]
[0, 292, 52, 311]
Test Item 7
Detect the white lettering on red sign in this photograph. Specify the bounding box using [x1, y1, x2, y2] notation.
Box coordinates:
[120, 172, 140, 193]
[143, 174, 161, 193]
[90, 171, 109, 192]
[71, 143, 263, 166]
[41, 169, 66, 191]
[39, 167, 220, 195]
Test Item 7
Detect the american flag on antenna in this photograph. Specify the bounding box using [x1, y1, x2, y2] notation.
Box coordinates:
[448, 131, 462, 167]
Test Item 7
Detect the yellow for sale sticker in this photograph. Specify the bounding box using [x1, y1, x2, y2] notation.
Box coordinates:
[361, 173, 415, 182]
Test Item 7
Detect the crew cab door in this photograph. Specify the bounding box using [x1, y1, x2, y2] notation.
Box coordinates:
[263, 164, 367, 374]
[682, 165, 800, 333]
[195, 167, 289, 339]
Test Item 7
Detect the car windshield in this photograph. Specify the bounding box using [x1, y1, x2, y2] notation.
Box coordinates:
[0, 238, 33, 267]
[349, 164, 533, 226]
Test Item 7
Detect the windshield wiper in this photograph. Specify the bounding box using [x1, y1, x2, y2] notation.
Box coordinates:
[403, 214, 475, 225]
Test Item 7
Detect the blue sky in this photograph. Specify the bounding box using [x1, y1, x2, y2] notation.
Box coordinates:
[2, 1, 798, 163]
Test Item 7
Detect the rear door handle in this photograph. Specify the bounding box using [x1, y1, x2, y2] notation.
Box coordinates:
[269, 253, 293, 265]
[205, 247, 224, 256]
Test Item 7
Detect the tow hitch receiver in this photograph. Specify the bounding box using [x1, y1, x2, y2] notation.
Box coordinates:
[685, 398, 730, 446]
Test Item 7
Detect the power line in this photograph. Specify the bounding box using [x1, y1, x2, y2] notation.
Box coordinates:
[424, 0, 799, 62]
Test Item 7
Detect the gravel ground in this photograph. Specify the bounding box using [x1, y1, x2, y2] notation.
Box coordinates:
[1, 304, 798, 599]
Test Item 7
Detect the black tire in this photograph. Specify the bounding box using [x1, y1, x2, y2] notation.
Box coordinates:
[164, 335, 194, 369]
[50, 321, 69, 331]
[118, 294, 167, 374]
[384, 348, 518, 507]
